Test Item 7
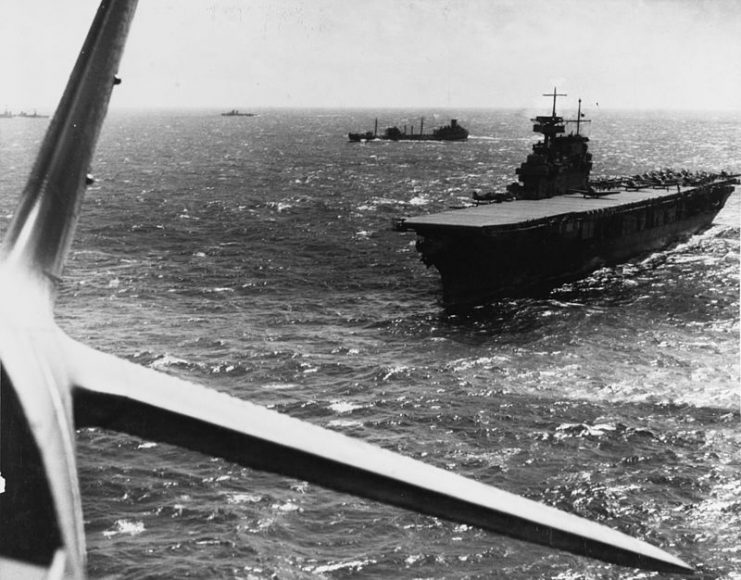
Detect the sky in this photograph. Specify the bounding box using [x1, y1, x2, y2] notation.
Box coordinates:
[1, 0, 740, 112]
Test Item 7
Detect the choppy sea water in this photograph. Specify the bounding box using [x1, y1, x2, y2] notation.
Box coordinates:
[0, 109, 739, 579]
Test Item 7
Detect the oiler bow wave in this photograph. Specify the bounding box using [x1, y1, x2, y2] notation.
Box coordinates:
[0, 1, 693, 578]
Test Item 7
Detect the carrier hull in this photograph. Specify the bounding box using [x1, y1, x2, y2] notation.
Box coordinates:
[407, 180, 735, 308]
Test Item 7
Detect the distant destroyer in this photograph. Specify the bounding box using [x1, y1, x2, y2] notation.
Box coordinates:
[399, 89, 738, 307]
[221, 109, 256, 117]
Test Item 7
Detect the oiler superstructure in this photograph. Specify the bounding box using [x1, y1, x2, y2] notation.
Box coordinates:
[400, 90, 738, 308]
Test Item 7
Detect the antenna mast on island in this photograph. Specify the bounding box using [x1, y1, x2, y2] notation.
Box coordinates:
[544, 86, 567, 117]
[534, 87, 567, 146]
[568, 98, 591, 137]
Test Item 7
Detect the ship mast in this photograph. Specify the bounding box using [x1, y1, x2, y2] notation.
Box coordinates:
[544, 87, 567, 117]
[566, 98, 591, 137]
[534, 87, 567, 147]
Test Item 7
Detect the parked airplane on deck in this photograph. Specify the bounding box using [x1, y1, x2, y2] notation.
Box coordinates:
[0, 1, 693, 578]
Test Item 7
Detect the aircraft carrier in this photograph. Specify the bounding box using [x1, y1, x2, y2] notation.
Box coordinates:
[399, 91, 738, 308]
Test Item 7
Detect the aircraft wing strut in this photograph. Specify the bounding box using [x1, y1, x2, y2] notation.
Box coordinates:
[65, 335, 693, 573]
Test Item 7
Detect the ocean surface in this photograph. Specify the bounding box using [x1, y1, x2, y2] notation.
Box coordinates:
[0, 108, 739, 579]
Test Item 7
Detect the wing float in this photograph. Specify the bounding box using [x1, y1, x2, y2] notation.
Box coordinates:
[0, 1, 693, 578]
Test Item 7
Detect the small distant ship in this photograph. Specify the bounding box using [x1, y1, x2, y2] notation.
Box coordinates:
[221, 109, 256, 117]
[349, 118, 468, 142]
[398, 89, 738, 308]
[0, 109, 49, 119]
[18, 110, 49, 119]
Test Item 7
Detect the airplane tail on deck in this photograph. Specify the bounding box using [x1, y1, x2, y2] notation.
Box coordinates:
[0, 1, 693, 578]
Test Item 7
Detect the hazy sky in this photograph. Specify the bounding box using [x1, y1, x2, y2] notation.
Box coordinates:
[2, 0, 740, 112]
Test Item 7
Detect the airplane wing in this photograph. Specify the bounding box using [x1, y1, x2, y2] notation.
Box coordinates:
[63, 333, 693, 573]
